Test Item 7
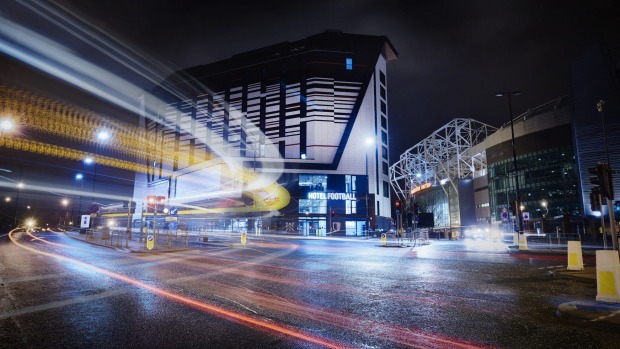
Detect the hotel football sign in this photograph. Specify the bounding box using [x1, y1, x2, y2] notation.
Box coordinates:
[307, 192, 357, 200]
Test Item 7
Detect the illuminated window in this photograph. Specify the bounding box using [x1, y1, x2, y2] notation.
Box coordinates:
[346, 200, 357, 214]
[346, 58, 353, 70]
[345, 175, 357, 192]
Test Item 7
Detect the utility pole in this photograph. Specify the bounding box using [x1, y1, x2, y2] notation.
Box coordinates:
[597, 100, 617, 251]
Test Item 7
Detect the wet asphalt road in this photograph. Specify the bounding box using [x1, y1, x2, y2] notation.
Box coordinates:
[1, 230, 619, 349]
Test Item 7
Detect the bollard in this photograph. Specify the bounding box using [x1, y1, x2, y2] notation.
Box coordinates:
[567, 241, 584, 271]
[381, 233, 387, 246]
[518, 233, 528, 251]
[595, 250, 620, 303]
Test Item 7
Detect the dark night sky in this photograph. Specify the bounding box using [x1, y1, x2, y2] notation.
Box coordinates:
[2, 0, 620, 164]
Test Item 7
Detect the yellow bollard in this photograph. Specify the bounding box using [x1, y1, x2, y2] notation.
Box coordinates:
[595, 250, 620, 303]
[381, 233, 387, 246]
[518, 233, 528, 251]
[567, 241, 584, 271]
[241, 232, 247, 245]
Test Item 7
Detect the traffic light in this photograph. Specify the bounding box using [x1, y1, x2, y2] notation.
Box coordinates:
[331, 209, 335, 217]
[122, 201, 136, 214]
[146, 196, 166, 213]
[413, 202, 419, 216]
[589, 163, 614, 200]
[395, 200, 401, 213]
[590, 191, 601, 212]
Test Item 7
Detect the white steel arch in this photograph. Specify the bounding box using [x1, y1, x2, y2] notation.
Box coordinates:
[390, 118, 496, 201]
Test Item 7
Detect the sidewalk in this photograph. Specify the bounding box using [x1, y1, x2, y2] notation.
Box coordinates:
[506, 242, 620, 330]
[63, 229, 193, 253]
[548, 257, 620, 331]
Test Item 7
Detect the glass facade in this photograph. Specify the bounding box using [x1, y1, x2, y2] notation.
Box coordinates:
[488, 145, 579, 222]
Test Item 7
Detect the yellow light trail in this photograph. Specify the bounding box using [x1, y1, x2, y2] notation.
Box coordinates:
[1, 85, 291, 212]
[0, 84, 209, 167]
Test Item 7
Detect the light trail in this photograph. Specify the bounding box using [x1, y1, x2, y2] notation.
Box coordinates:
[22, 229, 497, 348]
[9, 229, 346, 349]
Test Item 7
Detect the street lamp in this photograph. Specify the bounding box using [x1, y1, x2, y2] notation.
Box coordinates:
[496, 91, 523, 240]
[97, 130, 110, 141]
[83, 156, 97, 208]
[0, 117, 15, 134]
[541, 200, 548, 217]
[61, 198, 69, 225]
[13, 181, 24, 228]
[365, 137, 375, 236]
[73, 173, 84, 225]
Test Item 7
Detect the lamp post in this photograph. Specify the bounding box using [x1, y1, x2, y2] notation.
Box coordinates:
[13, 181, 23, 228]
[61, 198, 69, 225]
[84, 156, 94, 202]
[496, 91, 524, 242]
[541, 200, 548, 218]
[73, 173, 83, 225]
[365, 137, 375, 237]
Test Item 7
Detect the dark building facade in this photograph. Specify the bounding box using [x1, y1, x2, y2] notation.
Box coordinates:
[570, 42, 620, 217]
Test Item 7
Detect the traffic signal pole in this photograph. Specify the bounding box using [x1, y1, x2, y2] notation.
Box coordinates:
[608, 197, 618, 251]
[600, 194, 607, 250]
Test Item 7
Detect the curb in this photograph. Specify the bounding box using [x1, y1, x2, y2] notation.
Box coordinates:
[556, 301, 620, 331]
[552, 268, 597, 283]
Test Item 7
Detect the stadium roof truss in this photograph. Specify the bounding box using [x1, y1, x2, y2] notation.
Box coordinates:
[390, 118, 497, 201]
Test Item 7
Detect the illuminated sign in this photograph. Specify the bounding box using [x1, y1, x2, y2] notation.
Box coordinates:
[410, 183, 432, 195]
[308, 192, 357, 200]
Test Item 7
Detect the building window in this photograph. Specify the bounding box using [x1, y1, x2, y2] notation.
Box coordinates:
[299, 199, 327, 214]
[380, 86, 386, 100]
[381, 130, 388, 144]
[382, 146, 388, 160]
[380, 100, 387, 114]
[299, 174, 327, 191]
[382, 161, 389, 175]
[379, 71, 386, 85]
[381, 116, 387, 129]
[383, 181, 390, 198]
[346, 200, 357, 214]
[345, 175, 357, 193]
[346, 58, 353, 70]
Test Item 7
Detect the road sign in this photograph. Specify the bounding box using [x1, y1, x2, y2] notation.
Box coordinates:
[165, 216, 178, 222]
[522, 212, 530, 221]
[89, 204, 100, 213]
[80, 215, 90, 228]
[501, 211, 508, 221]
[169, 207, 178, 216]
[146, 234, 154, 250]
